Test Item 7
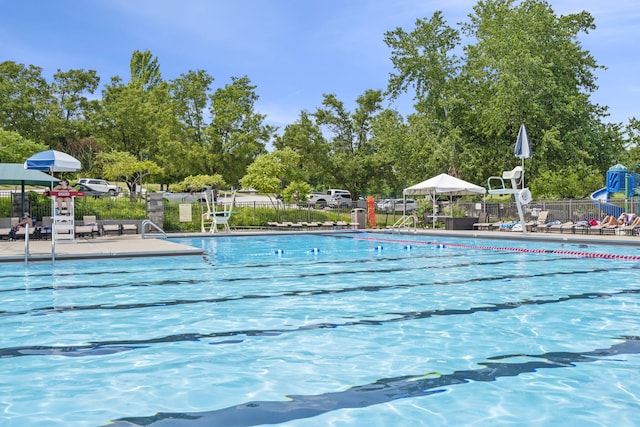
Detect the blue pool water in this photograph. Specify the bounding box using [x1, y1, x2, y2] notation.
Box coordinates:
[1, 232, 640, 426]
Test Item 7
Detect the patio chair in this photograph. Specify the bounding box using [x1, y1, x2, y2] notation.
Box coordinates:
[0, 218, 11, 240]
[101, 223, 122, 236]
[75, 215, 99, 238]
[472, 213, 491, 230]
[121, 223, 138, 234]
[526, 210, 549, 232]
[552, 222, 575, 234]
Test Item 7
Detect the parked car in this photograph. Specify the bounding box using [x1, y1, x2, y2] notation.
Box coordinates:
[306, 189, 351, 208]
[73, 183, 105, 198]
[76, 178, 120, 196]
[306, 191, 329, 207]
[379, 198, 417, 213]
[327, 193, 353, 208]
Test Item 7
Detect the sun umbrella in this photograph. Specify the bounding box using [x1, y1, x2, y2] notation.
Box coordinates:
[24, 149, 82, 172]
[24, 150, 82, 217]
[514, 124, 531, 187]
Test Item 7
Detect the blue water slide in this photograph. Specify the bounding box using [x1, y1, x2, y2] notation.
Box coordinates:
[590, 187, 624, 217]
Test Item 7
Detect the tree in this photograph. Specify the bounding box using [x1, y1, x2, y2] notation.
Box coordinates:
[273, 111, 330, 189]
[458, 0, 622, 184]
[385, 11, 461, 118]
[172, 174, 226, 192]
[98, 151, 163, 200]
[0, 61, 54, 142]
[313, 90, 388, 198]
[240, 148, 308, 210]
[159, 70, 215, 183]
[129, 50, 162, 91]
[206, 76, 274, 185]
[49, 68, 101, 149]
[383, 0, 626, 197]
[0, 129, 48, 163]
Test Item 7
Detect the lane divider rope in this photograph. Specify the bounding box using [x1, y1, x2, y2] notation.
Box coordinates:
[353, 236, 640, 261]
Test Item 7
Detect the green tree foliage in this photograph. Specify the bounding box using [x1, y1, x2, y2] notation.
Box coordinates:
[172, 174, 226, 192]
[207, 76, 273, 185]
[383, 0, 626, 197]
[49, 68, 101, 149]
[274, 111, 330, 189]
[1, 2, 636, 201]
[0, 128, 48, 162]
[240, 148, 306, 208]
[129, 50, 163, 91]
[0, 61, 53, 142]
[313, 90, 389, 198]
[160, 70, 215, 183]
[97, 150, 163, 199]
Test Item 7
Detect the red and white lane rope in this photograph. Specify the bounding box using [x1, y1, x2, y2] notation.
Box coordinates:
[353, 236, 640, 261]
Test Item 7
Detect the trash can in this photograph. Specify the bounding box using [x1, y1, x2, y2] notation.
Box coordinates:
[351, 208, 366, 229]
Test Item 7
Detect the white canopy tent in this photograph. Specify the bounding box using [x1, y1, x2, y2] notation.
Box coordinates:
[403, 173, 487, 227]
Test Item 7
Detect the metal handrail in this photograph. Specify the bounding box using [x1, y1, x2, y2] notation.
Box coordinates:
[141, 219, 167, 239]
[391, 214, 417, 232]
[24, 224, 30, 264]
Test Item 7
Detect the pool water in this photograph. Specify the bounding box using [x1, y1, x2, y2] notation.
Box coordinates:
[1, 232, 640, 426]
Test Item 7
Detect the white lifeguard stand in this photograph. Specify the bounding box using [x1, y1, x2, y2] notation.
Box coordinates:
[49, 189, 80, 243]
[487, 166, 532, 232]
[201, 190, 236, 233]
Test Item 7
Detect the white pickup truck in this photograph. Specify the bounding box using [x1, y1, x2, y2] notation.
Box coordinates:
[76, 178, 120, 196]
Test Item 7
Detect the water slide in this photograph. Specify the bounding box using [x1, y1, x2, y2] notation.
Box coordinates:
[590, 187, 624, 217]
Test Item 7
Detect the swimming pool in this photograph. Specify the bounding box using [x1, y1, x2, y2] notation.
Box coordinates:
[1, 232, 639, 426]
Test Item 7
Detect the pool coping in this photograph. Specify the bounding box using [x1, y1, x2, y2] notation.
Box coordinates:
[1, 228, 637, 263]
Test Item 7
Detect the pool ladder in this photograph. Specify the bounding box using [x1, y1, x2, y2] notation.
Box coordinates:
[141, 220, 167, 239]
[391, 214, 418, 233]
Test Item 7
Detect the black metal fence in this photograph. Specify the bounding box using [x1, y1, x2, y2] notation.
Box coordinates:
[1, 190, 638, 231]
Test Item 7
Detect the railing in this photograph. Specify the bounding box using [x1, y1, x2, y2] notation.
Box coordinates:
[3, 191, 638, 233]
[24, 224, 30, 264]
[141, 220, 167, 239]
[391, 214, 418, 232]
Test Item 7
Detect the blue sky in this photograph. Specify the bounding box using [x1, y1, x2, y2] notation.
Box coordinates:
[2, 0, 638, 130]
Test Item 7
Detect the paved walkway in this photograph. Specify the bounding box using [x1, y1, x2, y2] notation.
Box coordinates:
[0, 235, 204, 262]
[1, 228, 637, 263]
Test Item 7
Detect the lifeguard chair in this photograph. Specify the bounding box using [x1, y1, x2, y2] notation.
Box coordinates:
[487, 166, 532, 232]
[48, 188, 84, 242]
[201, 190, 236, 233]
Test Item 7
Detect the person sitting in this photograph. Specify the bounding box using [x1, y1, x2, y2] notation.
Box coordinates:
[10, 212, 35, 240]
[52, 179, 72, 214]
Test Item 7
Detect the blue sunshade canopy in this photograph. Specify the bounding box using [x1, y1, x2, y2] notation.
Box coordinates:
[24, 150, 81, 172]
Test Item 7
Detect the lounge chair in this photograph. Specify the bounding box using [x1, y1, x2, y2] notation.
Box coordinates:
[121, 223, 138, 234]
[472, 213, 491, 230]
[557, 222, 576, 234]
[488, 220, 507, 231]
[75, 215, 99, 238]
[102, 223, 122, 236]
[0, 218, 12, 240]
[527, 210, 549, 232]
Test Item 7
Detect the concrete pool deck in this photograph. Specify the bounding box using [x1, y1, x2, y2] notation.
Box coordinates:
[0, 228, 638, 263]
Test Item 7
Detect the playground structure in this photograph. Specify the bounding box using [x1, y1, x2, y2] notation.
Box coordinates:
[590, 164, 640, 217]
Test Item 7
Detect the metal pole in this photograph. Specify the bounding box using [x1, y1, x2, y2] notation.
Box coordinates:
[24, 224, 29, 264]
